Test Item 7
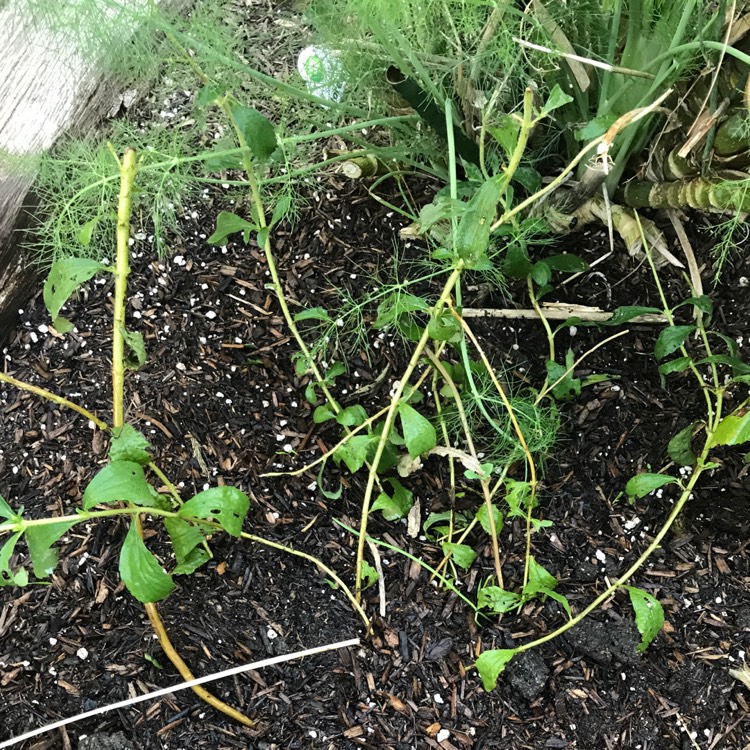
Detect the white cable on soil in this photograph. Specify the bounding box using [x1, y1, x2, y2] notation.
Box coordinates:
[0, 637, 360, 748]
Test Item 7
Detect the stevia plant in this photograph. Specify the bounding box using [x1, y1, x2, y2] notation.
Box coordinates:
[475, 215, 750, 690]
[0, 144, 370, 728]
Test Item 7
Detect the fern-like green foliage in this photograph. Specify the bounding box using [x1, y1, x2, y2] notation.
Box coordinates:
[306, 0, 528, 162]
[18, 0, 318, 266]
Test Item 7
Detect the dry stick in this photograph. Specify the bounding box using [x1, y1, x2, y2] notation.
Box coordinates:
[423, 349, 504, 588]
[111, 149, 254, 728]
[462, 305, 666, 323]
[666, 209, 704, 302]
[0, 638, 360, 750]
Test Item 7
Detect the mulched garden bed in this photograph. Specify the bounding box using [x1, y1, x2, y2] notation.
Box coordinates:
[2, 1, 750, 747]
[1, 174, 749, 750]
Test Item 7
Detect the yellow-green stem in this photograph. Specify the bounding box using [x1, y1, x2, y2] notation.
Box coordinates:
[354, 267, 463, 601]
[637, 212, 715, 423]
[112, 149, 137, 430]
[528, 278, 555, 362]
[424, 348, 503, 586]
[499, 88, 534, 198]
[0, 373, 107, 430]
[509, 452, 707, 658]
[450, 306, 538, 592]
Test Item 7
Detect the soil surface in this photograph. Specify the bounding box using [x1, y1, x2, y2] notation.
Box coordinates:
[2, 5, 750, 750]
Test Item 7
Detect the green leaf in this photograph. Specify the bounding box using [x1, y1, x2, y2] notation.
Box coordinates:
[531, 261, 551, 287]
[541, 84, 574, 114]
[334, 434, 373, 474]
[543, 254, 589, 273]
[512, 166, 541, 194]
[423, 510, 453, 540]
[336, 404, 368, 427]
[464, 462, 493, 481]
[52, 316, 74, 333]
[477, 584, 521, 613]
[374, 293, 429, 330]
[673, 295, 713, 315]
[164, 517, 210, 575]
[371, 478, 413, 521]
[326, 362, 346, 381]
[606, 305, 662, 326]
[487, 114, 520, 158]
[668, 423, 697, 466]
[207, 211, 255, 245]
[523, 556, 571, 617]
[475, 649, 516, 691]
[83, 461, 160, 510]
[177, 486, 250, 537]
[109, 424, 152, 465]
[654, 325, 695, 360]
[317, 461, 343, 500]
[361, 560, 379, 590]
[708, 412, 750, 448]
[658, 357, 692, 375]
[77, 217, 98, 248]
[44, 257, 107, 319]
[625, 473, 679, 500]
[454, 179, 501, 268]
[441, 542, 477, 570]
[398, 403, 436, 458]
[25, 520, 77, 578]
[119, 523, 175, 603]
[476, 503, 504, 536]
[575, 114, 618, 142]
[313, 404, 336, 424]
[695, 355, 750, 375]
[121, 328, 146, 370]
[505, 479, 532, 518]
[195, 84, 223, 109]
[712, 331, 741, 358]
[0, 533, 29, 587]
[229, 104, 277, 161]
[546, 349, 581, 401]
[625, 586, 664, 652]
[428, 311, 463, 343]
[270, 194, 292, 227]
[294, 307, 333, 324]
[172, 547, 211, 576]
[163, 517, 206, 562]
[0, 495, 19, 521]
[503, 244, 532, 278]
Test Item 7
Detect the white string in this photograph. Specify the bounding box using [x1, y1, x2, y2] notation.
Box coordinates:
[0, 637, 360, 748]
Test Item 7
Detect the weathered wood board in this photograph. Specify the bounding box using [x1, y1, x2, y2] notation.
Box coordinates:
[0, 0, 181, 345]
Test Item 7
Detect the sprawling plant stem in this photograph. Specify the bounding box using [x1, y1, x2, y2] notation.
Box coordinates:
[0, 373, 107, 429]
[111, 148, 136, 429]
[110, 149, 255, 728]
[354, 267, 464, 601]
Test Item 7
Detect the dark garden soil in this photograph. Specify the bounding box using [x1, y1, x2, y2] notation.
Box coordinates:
[2, 5, 750, 750]
[1, 174, 750, 750]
